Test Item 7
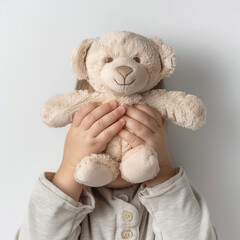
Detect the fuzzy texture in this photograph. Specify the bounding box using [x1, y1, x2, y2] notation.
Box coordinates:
[120, 144, 160, 183]
[74, 153, 120, 187]
[41, 31, 206, 187]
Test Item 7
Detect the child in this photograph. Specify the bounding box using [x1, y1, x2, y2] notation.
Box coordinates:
[15, 80, 218, 240]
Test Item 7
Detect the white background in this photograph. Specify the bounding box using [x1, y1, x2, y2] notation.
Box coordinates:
[0, 0, 239, 239]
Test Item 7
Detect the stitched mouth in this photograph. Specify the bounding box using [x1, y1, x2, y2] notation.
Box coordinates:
[114, 79, 135, 86]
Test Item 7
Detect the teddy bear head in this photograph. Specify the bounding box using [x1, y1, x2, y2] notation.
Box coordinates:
[70, 31, 176, 96]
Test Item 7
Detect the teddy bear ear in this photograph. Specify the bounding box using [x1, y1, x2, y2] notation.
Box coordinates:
[70, 38, 95, 80]
[149, 36, 176, 78]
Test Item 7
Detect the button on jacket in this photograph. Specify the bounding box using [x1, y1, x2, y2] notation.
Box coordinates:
[15, 167, 218, 240]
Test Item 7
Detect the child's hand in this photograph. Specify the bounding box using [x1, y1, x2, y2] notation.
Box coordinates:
[52, 100, 126, 201]
[118, 104, 177, 186]
[61, 101, 126, 170]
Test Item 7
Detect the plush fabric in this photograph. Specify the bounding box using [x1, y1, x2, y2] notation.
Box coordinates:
[41, 31, 206, 187]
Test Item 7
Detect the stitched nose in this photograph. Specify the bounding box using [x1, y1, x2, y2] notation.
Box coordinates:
[116, 66, 133, 78]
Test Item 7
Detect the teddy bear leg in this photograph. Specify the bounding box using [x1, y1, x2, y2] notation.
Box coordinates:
[120, 144, 160, 183]
[74, 153, 120, 187]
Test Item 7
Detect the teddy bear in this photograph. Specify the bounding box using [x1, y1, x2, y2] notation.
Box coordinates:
[41, 31, 206, 187]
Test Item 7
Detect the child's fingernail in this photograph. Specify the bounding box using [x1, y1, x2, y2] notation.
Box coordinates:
[109, 101, 116, 108]
[119, 118, 125, 123]
[117, 106, 125, 112]
[124, 104, 129, 110]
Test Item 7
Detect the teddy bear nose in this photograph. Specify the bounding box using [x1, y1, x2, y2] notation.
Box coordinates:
[116, 66, 133, 79]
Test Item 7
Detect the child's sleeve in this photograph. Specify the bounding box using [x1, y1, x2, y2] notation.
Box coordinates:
[138, 167, 218, 240]
[15, 171, 95, 240]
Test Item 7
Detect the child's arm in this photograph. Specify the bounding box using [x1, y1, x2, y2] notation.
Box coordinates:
[118, 104, 217, 239]
[16, 100, 127, 240]
[139, 167, 218, 239]
[15, 170, 95, 240]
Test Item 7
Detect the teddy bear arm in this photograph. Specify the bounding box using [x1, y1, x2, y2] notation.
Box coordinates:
[144, 90, 206, 130]
[41, 90, 101, 127]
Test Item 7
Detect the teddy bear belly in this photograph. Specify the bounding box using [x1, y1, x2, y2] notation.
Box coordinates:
[104, 135, 131, 161]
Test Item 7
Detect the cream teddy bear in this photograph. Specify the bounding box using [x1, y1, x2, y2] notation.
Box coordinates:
[41, 31, 206, 187]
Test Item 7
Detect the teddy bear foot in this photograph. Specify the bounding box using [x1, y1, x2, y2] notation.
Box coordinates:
[120, 144, 160, 183]
[74, 153, 120, 187]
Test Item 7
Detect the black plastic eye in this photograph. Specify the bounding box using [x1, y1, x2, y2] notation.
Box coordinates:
[133, 57, 140, 63]
[105, 57, 113, 63]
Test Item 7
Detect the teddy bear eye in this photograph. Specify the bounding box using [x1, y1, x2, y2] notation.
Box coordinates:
[133, 57, 140, 63]
[105, 57, 113, 63]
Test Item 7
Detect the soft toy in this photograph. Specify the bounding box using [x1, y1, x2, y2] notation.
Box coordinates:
[41, 31, 206, 187]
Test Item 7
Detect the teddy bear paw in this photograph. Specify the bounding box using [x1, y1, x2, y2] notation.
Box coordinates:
[74, 154, 120, 187]
[183, 95, 206, 130]
[120, 144, 160, 183]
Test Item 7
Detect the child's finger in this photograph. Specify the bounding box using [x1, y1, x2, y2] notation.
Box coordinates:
[124, 105, 159, 133]
[97, 118, 125, 142]
[133, 104, 164, 128]
[117, 128, 145, 148]
[72, 102, 101, 127]
[81, 100, 119, 130]
[89, 106, 126, 137]
[121, 115, 152, 141]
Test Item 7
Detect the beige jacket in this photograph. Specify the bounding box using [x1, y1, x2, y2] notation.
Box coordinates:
[15, 167, 218, 240]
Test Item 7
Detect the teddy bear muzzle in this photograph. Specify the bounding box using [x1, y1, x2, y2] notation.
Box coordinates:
[115, 66, 134, 85]
[101, 57, 149, 96]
